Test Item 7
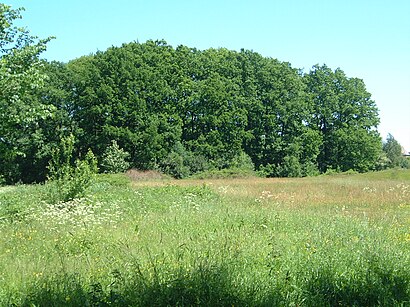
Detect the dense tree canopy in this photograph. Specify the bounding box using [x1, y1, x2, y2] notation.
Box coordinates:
[304, 65, 381, 173]
[0, 6, 388, 183]
[54, 41, 381, 180]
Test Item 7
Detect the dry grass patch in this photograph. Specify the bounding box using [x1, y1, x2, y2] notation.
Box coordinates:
[126, 169, 169, 182]
[130, 171, 410, 221]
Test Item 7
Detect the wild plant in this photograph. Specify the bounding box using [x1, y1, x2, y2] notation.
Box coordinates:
[100, 140, 130, 174]
[46, 134, 98, 203]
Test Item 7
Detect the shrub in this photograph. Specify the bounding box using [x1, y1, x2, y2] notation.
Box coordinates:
[375, 152, 391, 171]
[159, 143, 212, 179]
[279, 155, 302, 177]
[46, 135, 98, 203]
[100, 140, 130, 174]
[400, 156, 410, 169]
[259, 158, 319, 178]
[184, 152, 212, 174]
[324, 167, 338, 175]
[228, 152, 255, 171]
[160, 151, 190, 179]
[259, 156, 303, 178]
[302, 161, 320, 177]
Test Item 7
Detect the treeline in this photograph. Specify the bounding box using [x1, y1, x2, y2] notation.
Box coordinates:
[2, 37, 389, 183]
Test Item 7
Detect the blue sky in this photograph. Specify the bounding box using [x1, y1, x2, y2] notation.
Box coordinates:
[6, 0, 410, 151]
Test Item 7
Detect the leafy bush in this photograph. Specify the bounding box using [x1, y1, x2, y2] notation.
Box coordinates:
[258, 156, 303, 178]
[400, 156, 410, 169]
[160, 151, 190, 179]
[302, 161, 320, 177]
[341, 169, 359, 175]
[46, 135, 98, 203]
[279, 155, 302, 177]
[324, 167, 339, 175]
[184, 152, 212, 175]
[375, 151, 391, 170]
[228, 152, 255, 171]
[160, 143, 212, 179]
[190, 152, 257, 179]
[100, 140, 130, 174]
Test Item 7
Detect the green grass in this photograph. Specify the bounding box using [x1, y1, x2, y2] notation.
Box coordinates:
[0, 171, 409, 306]
[355, 168, 410, 181]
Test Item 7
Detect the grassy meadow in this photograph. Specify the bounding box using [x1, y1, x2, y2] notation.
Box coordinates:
[0, 170, 409, 306]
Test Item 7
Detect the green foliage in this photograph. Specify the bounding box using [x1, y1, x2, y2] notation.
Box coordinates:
[46, 135, 98, 203]
[159, 142, 190, 179]
[100, 140, 130, 173]
[160, 148, 256, 179]
[324, 167, 339, 175]
[1, 17, 383, 181]
[0, 4, 54, 184]
[302, 161, 320, 177]
[183, 151, 212, 175]
[159, 142, 214, 179]
[94, 173, 131, 188]
[278, 155, 303, 177]
[383, 133, 407, 169]
[304, 65, 381, 173]
[402, 157, 410, 169]
[375, 151, 391, 171]
[258, 157, 319, 178]
[228, 151, 255, 171]
[160, 151, 189, 179]
[333, 127, 382, 172]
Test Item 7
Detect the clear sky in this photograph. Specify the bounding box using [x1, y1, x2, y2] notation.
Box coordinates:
[6, 0, 410, 152]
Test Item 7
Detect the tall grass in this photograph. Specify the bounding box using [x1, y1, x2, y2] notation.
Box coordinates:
[0, 171, 409, 306]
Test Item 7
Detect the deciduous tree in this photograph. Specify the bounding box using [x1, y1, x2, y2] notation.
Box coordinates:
[0, 4, 53, 183]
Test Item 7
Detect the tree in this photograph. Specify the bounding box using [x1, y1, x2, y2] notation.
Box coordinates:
[0, 4, 54, 183]
[100, 140, 130, 173]
[1, 30, 384, 181]
[382, 134, 406, 168]
[67, 41, 182, 170]
[242, 51, 315, 177]
[304, 65, 381, 173]
[175, 47, 248, 166]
